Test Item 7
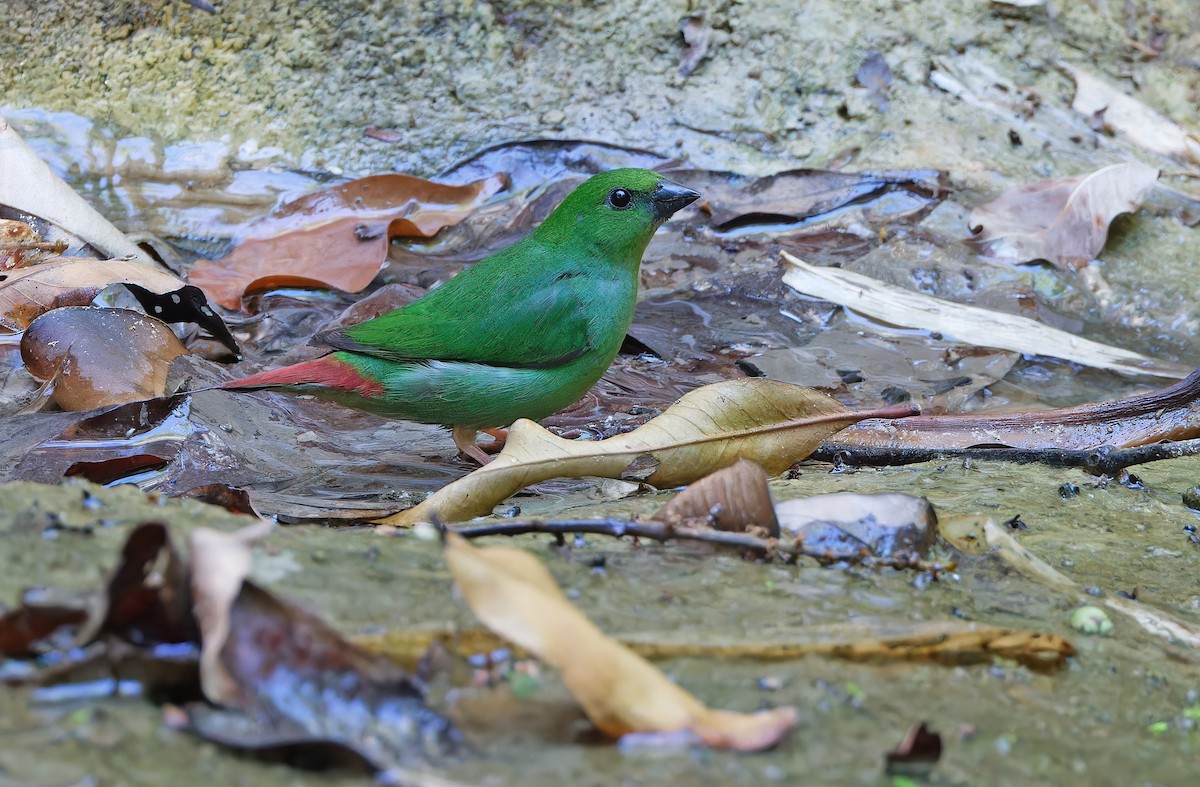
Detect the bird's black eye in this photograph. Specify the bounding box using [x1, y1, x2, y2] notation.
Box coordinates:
[608, 188, 632, 209]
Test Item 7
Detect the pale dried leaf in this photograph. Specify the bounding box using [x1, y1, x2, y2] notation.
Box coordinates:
[1065, 64, 1200, 166]
[968, 162, 1159, 269]
[444, 534, 797, 750]
[781, 251, 1188, 379]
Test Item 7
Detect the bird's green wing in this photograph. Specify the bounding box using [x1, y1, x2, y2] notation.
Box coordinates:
[318, 256, 595, 369]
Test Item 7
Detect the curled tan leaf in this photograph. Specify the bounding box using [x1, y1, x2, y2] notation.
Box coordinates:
[653, 458, 779, 536]
[968, 162, 1159, 269]
[382, 379, 918, 526]
[443, 534, 797, 750]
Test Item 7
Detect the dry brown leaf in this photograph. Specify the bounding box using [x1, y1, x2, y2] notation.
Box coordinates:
[0, 257, 187, 331]
[781, 251, 1189, 379]
[21, 307, 187, 410]
[188, 173, 507, 311]
[653, 458, 779, 536]
[443, 534, 797, 750]
[968, 162, 1159, 269]
[0, 219, 67, 270]
[1065, 64, 1200, 166]
[382, 379, 918, 526]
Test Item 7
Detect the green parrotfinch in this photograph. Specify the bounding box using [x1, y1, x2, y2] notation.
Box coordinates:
[223, 168, 700, 463]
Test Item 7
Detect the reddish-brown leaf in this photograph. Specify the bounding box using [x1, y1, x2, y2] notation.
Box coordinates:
[188, 173, 506, 311]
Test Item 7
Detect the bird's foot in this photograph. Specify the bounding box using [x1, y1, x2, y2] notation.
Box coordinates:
[480, 427, 508, 453]
[452, 425, 499, 466]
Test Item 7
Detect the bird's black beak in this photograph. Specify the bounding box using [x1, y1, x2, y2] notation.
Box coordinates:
[651, 178, 700, 222]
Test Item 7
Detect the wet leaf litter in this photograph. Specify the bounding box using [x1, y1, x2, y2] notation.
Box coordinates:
[2, 0, 1200, 784]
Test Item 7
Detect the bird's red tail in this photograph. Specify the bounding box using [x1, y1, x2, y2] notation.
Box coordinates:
[222, 355, 384, 397]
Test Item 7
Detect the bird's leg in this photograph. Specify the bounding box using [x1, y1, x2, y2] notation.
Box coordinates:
[452, 425, 493, 466]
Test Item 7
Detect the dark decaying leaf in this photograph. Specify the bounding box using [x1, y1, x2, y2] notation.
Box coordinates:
[92, 522, 197, 646]
[1, 521, 458, 772]
[0, 589, 89, 658]
[885, 722, 944, 778]
[776, 493, 937, 559]
[21, 307, 188, 411]
[828, 366, 1200, 453]
[188, 525, 460, 767]
[122, 282, 240, 356]
[967, 162, 1158, 269]
[654, 458, 780, 537]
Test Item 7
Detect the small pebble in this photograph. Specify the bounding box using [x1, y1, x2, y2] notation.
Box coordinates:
[1070, 605, 1113, 635]
[1059, 482, 1080, 500]
[1183, 486, 1200, 510]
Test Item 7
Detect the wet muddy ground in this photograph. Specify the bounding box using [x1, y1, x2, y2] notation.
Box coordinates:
[3, 0, 1200, 784]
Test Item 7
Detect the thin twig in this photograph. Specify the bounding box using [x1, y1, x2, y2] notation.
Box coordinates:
[813, 438, 1200, 475]
[451, 517, 949, 572]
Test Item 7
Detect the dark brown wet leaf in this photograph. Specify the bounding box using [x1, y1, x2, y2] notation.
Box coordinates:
[21, 307, 188, 411]
[830, 366, 1200, 452]
[187, 173, 507, 311]
[968, 162, 1159, 269]
[0, 590, 88, 658]
[777, 493, 937, 559]
[188, 525, 459, 766]
[654, 459, 779, 537]
[885, 722, 943, 778]
[94, 522, 197, 646]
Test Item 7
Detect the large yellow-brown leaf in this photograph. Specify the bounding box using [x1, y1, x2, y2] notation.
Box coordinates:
[967, 162, 1159, 270]
[443, 534, 797, 750]
[188, 173, 506, 311]
[383, 379, 917, 526]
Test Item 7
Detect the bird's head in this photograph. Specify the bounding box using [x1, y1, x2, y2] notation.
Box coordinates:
[534, 168, 700, 260]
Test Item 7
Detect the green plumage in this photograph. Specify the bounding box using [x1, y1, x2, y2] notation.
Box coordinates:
[227, 168, 699, 460]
